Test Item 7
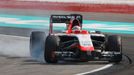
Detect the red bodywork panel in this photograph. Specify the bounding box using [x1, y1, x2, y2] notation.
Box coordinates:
[66, 30, 89, 34]
[66, 19, 94, 51]
[66, 19, 88, 34]
[79, 46, 94, 51]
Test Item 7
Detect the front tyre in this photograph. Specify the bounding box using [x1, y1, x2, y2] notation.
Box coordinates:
[105, 35, 122, 63]
[45, 35, 60, 63]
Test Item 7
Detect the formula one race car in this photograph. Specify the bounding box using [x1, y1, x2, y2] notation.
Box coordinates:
[30, 14, 122, 63]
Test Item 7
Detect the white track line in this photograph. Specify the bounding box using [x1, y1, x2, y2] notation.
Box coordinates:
[75, 63, 113, 75]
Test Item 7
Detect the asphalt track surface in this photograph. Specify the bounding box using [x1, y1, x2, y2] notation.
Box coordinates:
[0, 28, 109, 75]
[0, 27, 133, 75]
[0, 8, 134, 75]
[0, 34, 106, 75]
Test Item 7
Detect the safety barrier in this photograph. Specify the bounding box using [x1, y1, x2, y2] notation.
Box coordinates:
[0, 0, 134, 14]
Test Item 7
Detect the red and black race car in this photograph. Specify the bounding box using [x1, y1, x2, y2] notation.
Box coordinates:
[30, 14, 122, 63]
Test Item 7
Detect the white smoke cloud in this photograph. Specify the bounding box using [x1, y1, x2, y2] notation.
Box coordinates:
[0, 34, 30, 57]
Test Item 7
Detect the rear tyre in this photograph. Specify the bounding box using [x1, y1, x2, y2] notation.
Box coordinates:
[105, 35, 122, 63]
[45, 35, 60, 63]
[30, 31, 46, 61]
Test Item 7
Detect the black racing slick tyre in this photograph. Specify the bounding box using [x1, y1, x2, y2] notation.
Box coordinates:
[30, 31, 46, 61]
[45, 35, 60, 63]
[105, 35, 122, 63]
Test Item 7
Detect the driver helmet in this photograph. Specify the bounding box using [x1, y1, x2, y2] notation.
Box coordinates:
[72, 26, 81, 30]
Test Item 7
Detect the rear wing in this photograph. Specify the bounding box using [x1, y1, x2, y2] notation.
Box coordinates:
[49, 14, 83, 34]
[50, 14, 83, 24]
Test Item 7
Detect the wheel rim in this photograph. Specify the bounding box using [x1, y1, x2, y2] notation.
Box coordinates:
[50, 50, 56, 61]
